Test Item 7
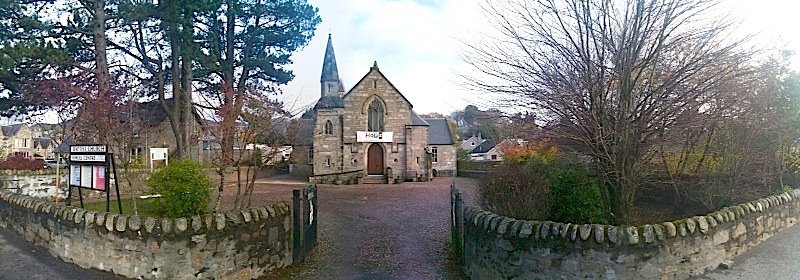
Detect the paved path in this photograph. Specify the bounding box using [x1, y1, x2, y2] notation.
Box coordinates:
[695, 223, 800, 280]
[0, 225, 123, 280]
[262, 177, 477, 280]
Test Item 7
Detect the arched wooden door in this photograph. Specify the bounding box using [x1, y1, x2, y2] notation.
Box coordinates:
[367, 144, 384, 175]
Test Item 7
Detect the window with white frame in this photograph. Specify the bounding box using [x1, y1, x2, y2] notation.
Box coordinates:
[431, 146, 438, 163]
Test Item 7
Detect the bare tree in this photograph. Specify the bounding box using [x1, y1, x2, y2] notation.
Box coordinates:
[463, 0, 749, 223]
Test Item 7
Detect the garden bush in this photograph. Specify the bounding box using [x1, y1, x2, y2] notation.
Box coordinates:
[478, 158, 550, 220]
[147, 159, 213, 218]
[478, 142, 607, 224]
[548, 162, 607, 224]
[0, 153, 46, 170]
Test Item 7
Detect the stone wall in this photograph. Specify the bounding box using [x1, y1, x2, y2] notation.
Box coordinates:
[431, 145, 456, 177]
[0, 190, 292, 279]
[1, 173, 67, 198]
[462, 189, 800, 279]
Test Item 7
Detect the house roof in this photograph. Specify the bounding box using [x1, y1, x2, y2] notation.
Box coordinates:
[410, 111, 429, 126]
[34, 137, 52, 149]
[131, 98, 203, 127]
[1, 123, 24, 138]
[470, 139, 498, 154]
[424, 118, 454, 145]
[53, 137, 74, 153]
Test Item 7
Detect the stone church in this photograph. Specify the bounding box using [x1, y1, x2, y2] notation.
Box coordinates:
[293, 35, 456, 183]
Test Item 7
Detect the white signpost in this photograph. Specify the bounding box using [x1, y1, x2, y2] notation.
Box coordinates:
[150, 147, 169, 171]
[356, 131, 393, 143]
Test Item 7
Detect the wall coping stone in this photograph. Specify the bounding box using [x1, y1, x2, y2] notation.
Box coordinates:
[463, 189, 800, 247]
[0, 189, 290, 237]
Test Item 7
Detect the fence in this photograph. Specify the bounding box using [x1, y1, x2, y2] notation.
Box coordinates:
[450, 183, 465, 266]
[292, 183, 319, 264]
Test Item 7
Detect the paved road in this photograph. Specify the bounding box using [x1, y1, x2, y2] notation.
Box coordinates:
[0, 226, 124, 280]
[695, 223, 800, 280]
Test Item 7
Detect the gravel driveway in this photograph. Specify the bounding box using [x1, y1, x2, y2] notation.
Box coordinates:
[255, 177, 478, 280]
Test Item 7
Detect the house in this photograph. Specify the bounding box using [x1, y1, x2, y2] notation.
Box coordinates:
[0, 123, 54, 159]
[121, 98, 204, 164]
[460, 133, 487, 151]
[469, 138, 527, 162]
[290, 35, 458, 183]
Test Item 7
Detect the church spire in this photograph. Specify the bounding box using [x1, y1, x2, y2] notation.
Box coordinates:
[320, 34, 344, 97]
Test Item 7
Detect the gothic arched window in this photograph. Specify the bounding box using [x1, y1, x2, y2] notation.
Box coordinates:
[368, 99, 384, 131]
[324, 120, 333, 135]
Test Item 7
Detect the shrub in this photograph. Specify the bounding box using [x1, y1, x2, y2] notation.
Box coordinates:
[0, 153, 46, 170]
[478, 156, 550, 220]
[147, 159, 213, 218]
[548, 162, 607, 224]
[478, 144, 607, 224]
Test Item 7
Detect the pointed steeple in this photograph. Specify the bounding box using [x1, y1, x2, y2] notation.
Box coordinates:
[320, 34, 345, 97]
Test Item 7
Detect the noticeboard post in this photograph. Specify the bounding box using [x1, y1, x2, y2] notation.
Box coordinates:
[67, 144, 122, 214]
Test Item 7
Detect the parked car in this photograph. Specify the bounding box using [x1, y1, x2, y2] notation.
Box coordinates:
[44, 159, 65, 169]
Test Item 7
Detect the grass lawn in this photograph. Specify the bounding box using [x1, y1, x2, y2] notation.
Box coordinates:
[82, 198, 161, 217]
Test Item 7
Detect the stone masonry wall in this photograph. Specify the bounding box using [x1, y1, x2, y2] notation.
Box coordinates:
[0, 190, 292, 279]
[431, 145, 456, 177]
[462, 189, 800, 279]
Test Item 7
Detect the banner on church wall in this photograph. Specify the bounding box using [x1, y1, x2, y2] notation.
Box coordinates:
[357, 131, 393, 143]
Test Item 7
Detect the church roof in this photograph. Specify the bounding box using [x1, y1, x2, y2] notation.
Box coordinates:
[410, 111, 429, 126]
[424, 118, 454, 145]
[320, 34, 345, 93]
[313, 95, 344, 109]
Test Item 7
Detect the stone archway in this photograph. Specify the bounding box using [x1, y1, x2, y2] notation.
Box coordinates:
[367, 144, 384, 175]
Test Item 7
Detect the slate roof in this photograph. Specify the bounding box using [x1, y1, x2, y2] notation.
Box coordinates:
[424, 118, 454, 145]
[34, 137, 51, 149]
[313, 95, 344, 109]
[320, 34, 346, 93]
[410, 111, 429, 126]
[131, 98, 203, 126]
[470, 139, 498, 154]
[1, 123, 23, 138]
[53, 137, 74, 153]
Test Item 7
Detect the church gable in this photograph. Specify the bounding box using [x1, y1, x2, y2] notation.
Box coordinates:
[341, 63, 414, 141]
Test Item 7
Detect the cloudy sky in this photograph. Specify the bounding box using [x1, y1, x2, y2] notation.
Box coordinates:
[280, 0, 800, 116]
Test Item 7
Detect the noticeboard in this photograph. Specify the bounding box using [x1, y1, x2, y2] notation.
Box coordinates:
[68, 145, 109, 191]
[66, 144, 122, 213]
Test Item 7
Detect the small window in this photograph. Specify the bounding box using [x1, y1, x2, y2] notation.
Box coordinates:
[491, 154, 497, 160]
[325, 156, 331, 167]
[324, 120, 333, 135]
[308, 147, 314, 164]
[373, 80, 377, 88]
[431, 147, 438, 163]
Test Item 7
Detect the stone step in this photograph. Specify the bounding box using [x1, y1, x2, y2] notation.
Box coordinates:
[361, 176, 387, 184]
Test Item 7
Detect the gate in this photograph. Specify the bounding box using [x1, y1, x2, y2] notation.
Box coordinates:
[292, 183, 318, 264]
[450, 183, 465, 266]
